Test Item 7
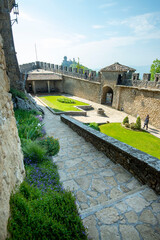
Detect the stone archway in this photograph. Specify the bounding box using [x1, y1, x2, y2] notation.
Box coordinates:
[101, 86, 113, 105]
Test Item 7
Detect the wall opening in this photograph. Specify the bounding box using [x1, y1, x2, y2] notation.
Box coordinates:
[101, 86, 113, 105]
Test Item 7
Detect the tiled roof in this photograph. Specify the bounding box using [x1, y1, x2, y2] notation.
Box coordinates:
[27, 73, 62, 81]
[100, 62, 136, 72]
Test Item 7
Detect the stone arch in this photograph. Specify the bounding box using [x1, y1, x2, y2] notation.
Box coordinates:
[101, 86, 114, 105]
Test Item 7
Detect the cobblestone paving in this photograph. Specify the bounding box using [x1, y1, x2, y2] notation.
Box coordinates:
[36, 99, 160, 240]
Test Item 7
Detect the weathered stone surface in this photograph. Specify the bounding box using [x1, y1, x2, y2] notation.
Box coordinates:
[125, 196, 149, 212]
[63, 179, 79, 191]
[151, 202, 160, 213]
[115, 202, 128, 213]
[125, 211, 138, 223]
[96, 207, 121, 224]
[116, 173, 131, 183]
[74, 175, 92, 190]
[104, 176, 117, 187]
[0, 35, 25, 240]
[76, 191, 87, 203]
[92, 178, 107, 193]
[141, 189, 158, 202]
[110, 188, 123, 200]
[136, 224, 160, 240]
[139, 209, 157, 225]
[120, 225, 140, 240]
[100, 225, 120, 240]
[83, 215, 99, 240]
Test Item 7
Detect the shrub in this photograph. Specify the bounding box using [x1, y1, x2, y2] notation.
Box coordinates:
[23, 141, 47, 163]
[125, 123, 130, 128]
[57, 98, 76, 104]
[7, 182, 88, 240]
[89, 122, 100, 131]
[38, 136, 60, 156]
[10, 88, 27, 100]
[25, 159, 62, 192]
[15, 109, 44, 140]
[130, 122, 136, 130]
[135, 116, 141, 130]
[123, 116, 129, 125]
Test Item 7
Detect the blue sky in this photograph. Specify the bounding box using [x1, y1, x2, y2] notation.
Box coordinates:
[11, 0, 160, 72]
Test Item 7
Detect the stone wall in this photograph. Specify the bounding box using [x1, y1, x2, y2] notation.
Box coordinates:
[0, 0, 23, 90]
[0, 35, 25, 240]
[61, 114, 160, 194]
[115, 86, 160, 129]
[63, 75, 101, 103]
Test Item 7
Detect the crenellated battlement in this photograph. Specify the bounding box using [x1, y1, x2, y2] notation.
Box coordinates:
[20, 61, 99, 82]
[20, 61, 160, 90]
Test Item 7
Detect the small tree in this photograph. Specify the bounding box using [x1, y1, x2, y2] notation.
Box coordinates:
[135, 116, 141, 130]
[150, 59, 160, 81]
[123, 116, 129, 125]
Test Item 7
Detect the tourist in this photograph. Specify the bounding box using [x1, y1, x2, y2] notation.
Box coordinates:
[143, 114, 149, 130]
[84, 72, 88, 79]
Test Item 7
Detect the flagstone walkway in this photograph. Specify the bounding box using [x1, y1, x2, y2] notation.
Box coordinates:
[35, 98, 160, 240]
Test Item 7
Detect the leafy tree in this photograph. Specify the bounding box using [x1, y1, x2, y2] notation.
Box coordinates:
[150, 58, 160, 81]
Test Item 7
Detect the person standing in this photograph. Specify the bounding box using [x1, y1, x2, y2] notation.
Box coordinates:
[143, 114, 149, 130]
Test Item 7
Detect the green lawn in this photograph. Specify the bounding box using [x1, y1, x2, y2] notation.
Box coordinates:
[39, 96, 89, 112]
[99, 123, 160, 159]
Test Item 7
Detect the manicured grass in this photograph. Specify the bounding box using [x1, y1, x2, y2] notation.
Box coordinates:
[39, 95, 89, 112]
[99, 123, 160, 159]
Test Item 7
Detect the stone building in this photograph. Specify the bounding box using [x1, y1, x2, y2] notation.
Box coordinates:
[100, 62, 136, 105]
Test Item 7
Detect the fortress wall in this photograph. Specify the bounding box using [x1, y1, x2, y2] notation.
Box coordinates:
[117, 86, 160, 129]
[0, 35, 25, 240]
[63, 75, 101, 103]
[0, 0, 23, 90]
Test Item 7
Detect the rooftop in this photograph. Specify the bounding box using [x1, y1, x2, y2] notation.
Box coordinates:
[100, 62, 136, 72]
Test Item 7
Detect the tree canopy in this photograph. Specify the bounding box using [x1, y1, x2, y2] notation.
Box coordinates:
[150, 58, 160, 81]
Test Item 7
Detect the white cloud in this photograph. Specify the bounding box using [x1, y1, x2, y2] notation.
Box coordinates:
[92, 25, 105, 29]
[18, 11, 37, 22]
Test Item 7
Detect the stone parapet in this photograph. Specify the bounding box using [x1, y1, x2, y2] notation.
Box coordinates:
[61, 114, 160, 194]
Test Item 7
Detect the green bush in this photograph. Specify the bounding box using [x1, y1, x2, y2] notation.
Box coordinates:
[89, 122, 100, 131]
[23, 141, 47, 163]
[15, 109, 44, 140]
[7, 182, 87, 240]
[123, 116, 129, 125]
[38, 136, 60, 156]
[130, 122, 136, 130]
[57, 98, 76, 104]
[125, 123, 130, 128]
[135, 116, 141, 130]
[10, 88, 27, 100]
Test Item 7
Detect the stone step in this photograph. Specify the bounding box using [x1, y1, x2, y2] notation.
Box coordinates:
[79, 185, 147, 218]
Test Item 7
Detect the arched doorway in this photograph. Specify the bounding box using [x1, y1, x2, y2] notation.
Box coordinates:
[101, 86, 113, 105]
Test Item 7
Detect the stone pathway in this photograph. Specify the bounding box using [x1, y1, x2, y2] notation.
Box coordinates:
[35, 98, 160, 240]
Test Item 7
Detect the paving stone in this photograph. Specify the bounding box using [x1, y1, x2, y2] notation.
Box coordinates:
[125, 196, 150, 213]
[139, 209, 157, 225]
[89, 197, 98, 207]
[115, 202, 128, 213]
[104, 176, 117, 187]
[141, 189, 158, 202]
[80, 203, 89, 210]
[86, 190, 98, 198]
[63, 179, 79, 191]
[96, 193, 109, 204]
[100, 225, 120, 240]
[76, 191, 87, 203]
[92, 178, 107, 193]
[136, 224, 160, 240]
[74, 176, 92, 191]
[83, 215, 99, 240]
[116, 173, 132, 183]
[120, 225, 140, 240]
[126, 178, 142, 190]
[110, 188, 123, 200]
[100, 169, 115, 177]
[125, 211, 138, 223]
[96, 207, 121, 224]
